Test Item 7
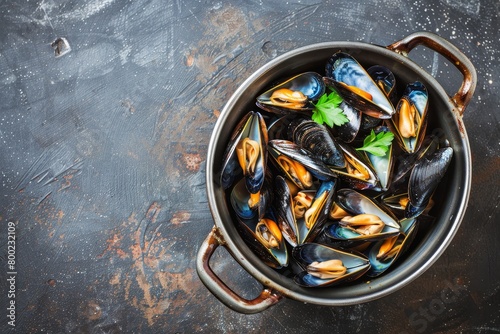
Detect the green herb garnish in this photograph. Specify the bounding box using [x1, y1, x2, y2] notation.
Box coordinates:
[311, 90, 348, 127]
[356, 130, 394, 157]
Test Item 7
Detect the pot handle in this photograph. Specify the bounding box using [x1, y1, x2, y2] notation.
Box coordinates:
[387, 31, 477, 116]
[196, 226, 282, 314]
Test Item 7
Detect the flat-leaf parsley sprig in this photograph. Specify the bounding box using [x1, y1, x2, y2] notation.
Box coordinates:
[356, 129, 394, 157]
[311, 90, 349, 127]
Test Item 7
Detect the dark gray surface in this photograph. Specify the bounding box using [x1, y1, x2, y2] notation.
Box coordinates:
[0, 0, 498, 333]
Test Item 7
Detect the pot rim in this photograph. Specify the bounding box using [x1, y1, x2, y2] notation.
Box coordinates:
[205, 38, 472, 306]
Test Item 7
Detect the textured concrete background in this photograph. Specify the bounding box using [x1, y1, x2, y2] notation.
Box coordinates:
[0, 0, 498, 333]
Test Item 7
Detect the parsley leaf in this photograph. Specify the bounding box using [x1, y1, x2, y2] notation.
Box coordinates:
[356, 130, 394, 157]
[311, 90, 348, 127]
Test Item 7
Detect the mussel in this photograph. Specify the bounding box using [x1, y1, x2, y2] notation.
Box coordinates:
[295, 180, 337, 244]
[324, 52, 395, 119]
[329, 141, 379, 190]
[391, 82, 429, 154]
[361, 125, 395, 191]
[366, 217, 418, 277]
[287, 116, 345, 168]
[256, 72, 325, 114]
[292, 243, 370, 287]
[324, 188, 400, 246]
[388, 135, 439, 193]
[230, 177, 271, 220]
[273, 175, 299, 246]
[268, 139, 336, 189]
[367, 65, 397, 104]
[220, 111, 268, 196]
[328, 101, 362, 143]
[236, 214, 288, 269]
[405, 146, 453, 218]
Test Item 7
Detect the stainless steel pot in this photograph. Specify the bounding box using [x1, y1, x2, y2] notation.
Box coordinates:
[196, 32, 476, 314]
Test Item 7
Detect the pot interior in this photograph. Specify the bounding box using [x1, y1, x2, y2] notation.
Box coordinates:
[207, 42, 470, 305]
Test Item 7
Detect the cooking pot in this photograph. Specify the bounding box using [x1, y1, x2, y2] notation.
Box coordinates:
[196, 32, 476, 313]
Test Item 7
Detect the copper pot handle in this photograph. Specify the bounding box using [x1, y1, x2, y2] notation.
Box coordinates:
[196, 227, 282, 314]
[387, 31, 477, 116]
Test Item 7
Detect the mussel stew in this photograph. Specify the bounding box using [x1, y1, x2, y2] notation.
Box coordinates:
[219, 51, 453, 288]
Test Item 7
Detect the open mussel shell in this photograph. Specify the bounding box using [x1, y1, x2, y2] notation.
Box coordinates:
[324, 218, 400, 246]
[380, 192, 409, 219]
[362, 125, 395, 191]
[367, 65, 397, 103]
[389, 135, 439, 193]
[406, 146, 453, 218]
[273, 175, 299, 246]
[220, 111, 267, 193]
[336, 188, 400, 229]
[230, 178, 257, 220]
[366, 217, 418, 277]
[268, 139, 336, 189]
[324, 52, 395, 119]
[256, 72, 325, 114]
[391, 82, 429, 154]
[292, 243, 370, 288]
[296, 180, 337, 245]
[330, 141, 378, 190]
[382, 192, 435, 220]
[322, 188, 400, 246]
[236, 214, 288, 269]
[288, 116, 345, 168]
[230, 177, 271, 220]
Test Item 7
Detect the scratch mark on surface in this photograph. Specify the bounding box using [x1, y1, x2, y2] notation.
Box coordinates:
[33, 0, 57, 29]
[174, 0, 182, 14]
[37, 191, 52, 206]
[431, 51, 439, 77]
[211, 53, 227, 65]
[145, 202, 161, 223]
[186, 7, 202, 25]
[144, 223, 163, 256]
[267, 4, 320, 39]
[136, 202, 162, 258]
[271, 314, 286, 330]
[33, 169, 50, 184]
[193, 51, 244, 102]
[36, 0, 55, 30]
[172, 78, 202, 103]
[151, 103, 166, 141]
[60, 0, 116, 21]
[43, 159, 83, 186]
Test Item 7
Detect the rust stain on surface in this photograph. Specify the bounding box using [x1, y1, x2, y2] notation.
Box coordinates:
[97, 232, 128, 259]
[170, 211, 191, 225]
[109, 271, 121, 285]
[145, 202, 161, 223]
[185, 53, 194, 67]
[456, 115, 466, 136]
[103, 204, 207, 327]
[182, 153, 202, 172]
[58, 174, 74, 192]
[122, 99, 136, 114]
[56, 210, 64, 225]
